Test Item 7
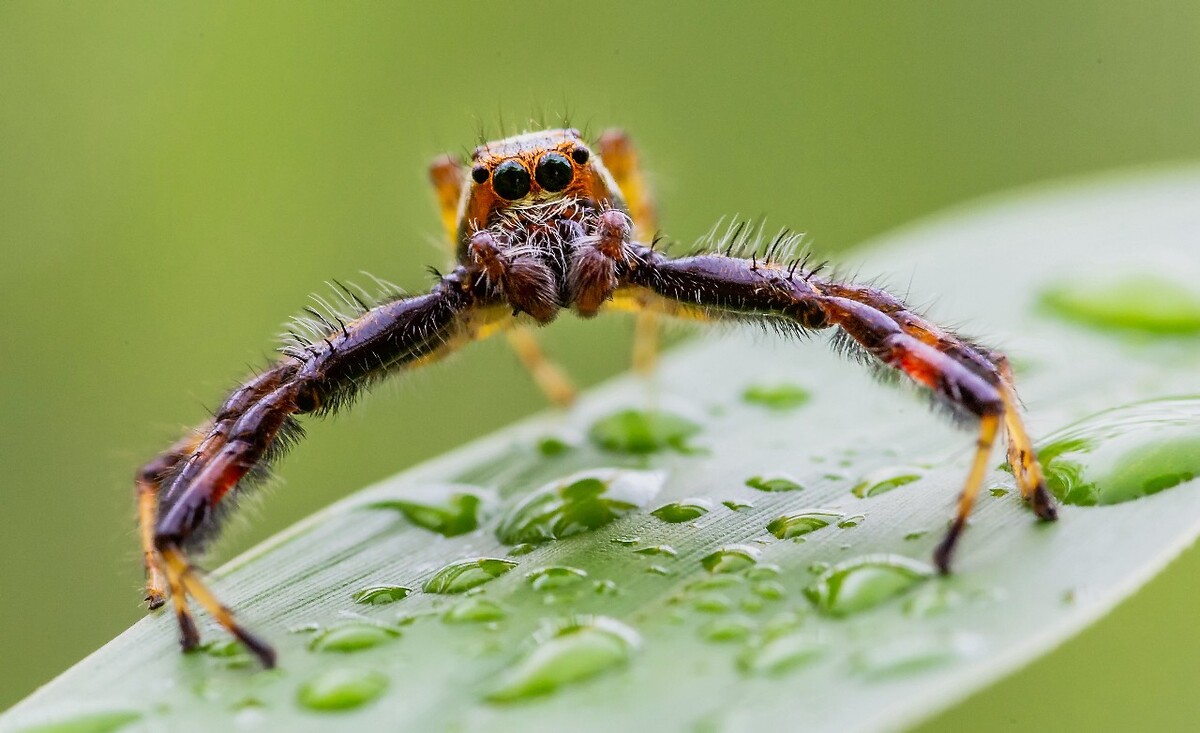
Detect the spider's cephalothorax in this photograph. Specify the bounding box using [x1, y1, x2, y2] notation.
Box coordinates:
[135, 127, 1057, 668]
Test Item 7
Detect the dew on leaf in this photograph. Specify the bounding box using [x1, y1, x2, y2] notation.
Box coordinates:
[989, 487, 1010, 497]
[805, 554, 934, 617]
[745, 475, 805, 493]
[423, 557, 517, 594]
[741, 383, 812, 410]
[351, 584, 412, 606]
[309, 623, 398, 653]
[651, 498, 713, 523]
[367, 484, 493, 537]
[486, 617, 640, 703]
[738, 632, 827, 677]
[851, 467, 924, 498]
[588, 409, 702, 454]
[526, 566, 589, 591]
[767, 510, 844, 539]
[297, 668, 388, 711]
[496, 469, 666, 545]
[722, 500, 754, 512]
[701, 545, 761, 574]
[751, 581, 787, 600]
[693, 592, 734, 614]
[444, 597, 508, 624]
[634, 545, 678, 558]
[13, 711, 142, 733]
[1040, 274, 1200, 335]
[700, 615, 755, 643]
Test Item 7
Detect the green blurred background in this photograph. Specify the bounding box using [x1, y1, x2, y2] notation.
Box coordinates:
[1, 1, 1198, 728]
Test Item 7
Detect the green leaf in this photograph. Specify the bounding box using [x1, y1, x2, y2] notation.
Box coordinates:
[4, 171, 1200, 733]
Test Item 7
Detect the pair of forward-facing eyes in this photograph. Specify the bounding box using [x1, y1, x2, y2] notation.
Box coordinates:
[471, 147, 591, 200]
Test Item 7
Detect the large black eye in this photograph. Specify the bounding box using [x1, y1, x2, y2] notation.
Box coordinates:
[570, 147, 589, 165]
[492, 160, 531, 200]
[471, 165, 489, 184]
[535, 152, 574, 192]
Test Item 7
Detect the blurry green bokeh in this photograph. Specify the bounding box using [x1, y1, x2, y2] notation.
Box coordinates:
[1, 2, 1197, 728]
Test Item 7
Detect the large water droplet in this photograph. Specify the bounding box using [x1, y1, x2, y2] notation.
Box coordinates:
[588, 409, 701, 454]
[309, 623, 399, 653]
[351, 584, 412, 606]
[526, 566, 589, 591]
[701, 545, 760, 574]
[14, 712, 142, 733]
[651, 498, 712, 523]
[854, 634, 981, 679]
[423, 557, 518, 594]
[745, 475, 805, 493]
[1041, 274, 1200, 335]
[692, 592, 734, 614]
[852, 467, 924, 498]
[738, 632, 827, 676]
[767, 510, 845, 539]
[298, 668, 388, 711]
[444, 597, 508, 624]
[1033, 398, 1200, 505]
[486, 617, 640, 702]
[805, 554, 934, 616]
[700, 615, 755, 643]
[742, 383, 811, 410]
[496, 469, 666, 545]
[367, 483, 493, 537]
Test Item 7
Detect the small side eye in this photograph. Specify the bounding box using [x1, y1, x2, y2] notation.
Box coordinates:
[535, 152, 574, 192]
[570, 147, 590, 165]
[492, 160, 532, 200]
[471, 165, 489, 184]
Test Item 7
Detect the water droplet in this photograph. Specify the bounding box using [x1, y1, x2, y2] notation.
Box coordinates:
[854, 634, 981, 679]
[486, 617, 640, 702]
[588, 409, 702, 454]
[742, 383, 812, 410]
[310, 623, 398, 653]
[989, 487, 1010, 498]
[611, 536, 640, 546]
[526, 566, 588, 591]
[738, 632, 827, 676]
[762, 610, 804, 637]
[745, 474, 805, 493]
[722, 500, 754, 512]
[444, 597, 508, 624]
[298, 668, 388, 711]
[851, 466, 925, 498]
[195, 638, 254, 668]
[701, 545, 761, 574]
[645, 564, 672, 576]
[751, 581, 787, 600]
[634, 545, 678, 558]
[15, 712, 142, 733]
[367, 484, 493, 537]
[903, 586, 962, 617]
[593, 579, 619, 596]
[805, 554, 934, 616]
[738, 596, 765, 613]
[1034, 398, 1200, 505]
[423, 557, 518, 594]
[507, 543, 537, 557]
[688, 575, 745, 592]
[699, 615, 755, 642]
[651, 498, 713, 523]
[496, 469, 666, 544]
[837, 515, 865, 529]
[693, 592, 734, 613]
[807, 561, 831, 575]
[767, 510, 844, 539]
[903, 531, 928, 542]
[537, 436, 574, 456]
[351, 584, 412, 606]
[1041, 274, 1200, 335]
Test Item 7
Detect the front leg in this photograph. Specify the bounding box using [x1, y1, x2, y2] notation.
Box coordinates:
[613, 246, 1057, 572]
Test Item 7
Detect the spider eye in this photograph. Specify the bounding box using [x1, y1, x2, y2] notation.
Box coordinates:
[570, 147, 590, 165]
[492, 160, 531, 200]
[471, 165, 489, 184]
[535, 152, 574, 192]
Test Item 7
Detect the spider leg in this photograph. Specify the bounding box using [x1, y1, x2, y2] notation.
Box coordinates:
[135, 429, 205, 609]
[151, 270, 501, 666]
[428, 154, 577, 406]
[597, 129, 661, 374]
[612, 246, 1057, 572]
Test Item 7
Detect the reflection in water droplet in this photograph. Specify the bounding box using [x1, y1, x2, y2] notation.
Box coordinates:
[700, 615, 755, 642]
[496, 469, 666, 545]
[1040, 274, 1200, 335]
[423, 557, 518, 594]
[444, 597, 508, 624]
[851, 467, 925, 498]
[738, 632, 826, 676]
[701, 545, 761, 574]
[767, 510, 844, 539]
[298, 668, 388, 711]
[805, 555, 934, 617]
[351, 584, 412, 606]
[526, 566, 588, 591]
[486, 617, 640, 702]
[309, 623, 398, 653]
[651, 498, 713, 523]
[742, 383, 812, 410]
[14, 711, 142, 733]
[1032, 398, 1200, 506]
[745, 475, 805, 493]
[634, 545, 678, 558]
[588, 409, 702, 454]
[367, 484, 493, 537]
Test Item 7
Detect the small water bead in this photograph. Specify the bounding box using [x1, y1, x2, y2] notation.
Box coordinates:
[298, 668, 388, 711]
[588, 409, 702, 454]
[738, 632, 827, 677]
[751, 581, 787, 601]
[689, 574, 745, 592]
[738, 597, 765, 613]
[1040, 274, 1200, 335]
[351, 584, 412, 606]
[526, 566, 588, 591]
[837, 515, 865, 529]
[851, 467, 925, 498]
[989, 487, 1010, 498]
[13, 712, 142, 733]
[651, 498, 713, 523]
[611, 536, 640, 546]
[700, 615, 755, 642]
[444, 597, 508, 624]
[486, 617, 640, 702]
[744, 564, 781, 580]
[805, 555, 934, 617]
[853, 634, 981, 679]
[1032, 398, 1200, 506]
[701, 545, 761, 574]
[593, 579, 619, 596]
[537, 436, 574, 456]
[903, 531, 928, 542]
[742, 383, 812, 410]
[903, 586, 962, 618]
[507, 543, 537, 557]
[496, 469, 666, 544]
[634, 545, 678, 558]
[423, 557, 518, 594]
[693, 592, 734, 613]
[762, 610, 805, 637]
[367, 483, 493, 537]
[645, 564, 672, 576]
[722, 500, 754, 512]
[745, 475, 804, 492]
[196, 638, 254, 669]
[767, 510, 844, 539]
[310, 623, 398, 653]
[807, 561, 831, 575]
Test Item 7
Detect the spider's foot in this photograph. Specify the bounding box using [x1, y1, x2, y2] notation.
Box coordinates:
[176, 610, 201, 652]
[933, 520, 964, 576]
[1030, 483, 1059, 522]
[233, 627, 278, 669]
[145, 589, 167, 611]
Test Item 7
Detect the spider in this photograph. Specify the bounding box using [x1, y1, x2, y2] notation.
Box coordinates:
[135, 127, 1058, 668]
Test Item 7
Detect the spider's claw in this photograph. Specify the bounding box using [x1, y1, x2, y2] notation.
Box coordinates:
[176, 611, 201, 652]
[233, 628, 278, 669]
[1031, 484, 1059, 521]
[145, 590, 167, 611]
[933, 521, 963, 576]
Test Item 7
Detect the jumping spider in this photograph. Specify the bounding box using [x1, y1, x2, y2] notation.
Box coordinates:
[136, 127, 1058, 668]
